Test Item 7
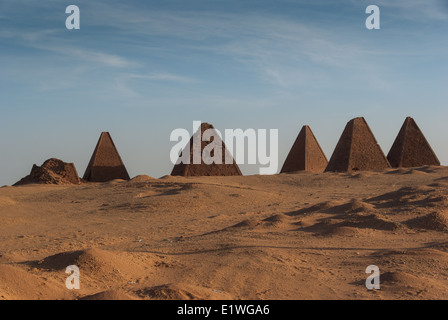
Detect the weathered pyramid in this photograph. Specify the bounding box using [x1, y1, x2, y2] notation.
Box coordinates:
[387, 117, 440, 168]
[325, 117, 391, 172]
[281, 125, 328, 173]
[171, 123, 242, 176]
[14, 158, 81, 185]
[83, 132, 130, 182]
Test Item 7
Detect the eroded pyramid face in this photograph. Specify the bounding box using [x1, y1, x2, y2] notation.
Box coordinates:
[83, 132, 130, 182]
[387, 117, 440, 168]
[325, 117, 391, 172]
[171, 123, 242, 177]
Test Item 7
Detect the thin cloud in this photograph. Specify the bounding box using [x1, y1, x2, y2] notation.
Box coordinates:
[0, 26, 135, 68]
[123, 73, 197, 83]
[67, 49, 135, 68]
[376, 0, 448, 21]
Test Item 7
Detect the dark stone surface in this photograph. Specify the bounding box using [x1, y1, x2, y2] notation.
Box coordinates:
[325, 117, 391, 172]
[387, 117, 440, 168]
[281, 125, 328, 173]
[83, 132, 130, 182]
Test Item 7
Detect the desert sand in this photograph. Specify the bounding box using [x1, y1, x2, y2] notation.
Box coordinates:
[1, 166, 448, 300]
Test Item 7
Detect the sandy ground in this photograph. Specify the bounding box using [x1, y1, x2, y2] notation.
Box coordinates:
[1, 166, 448, 300]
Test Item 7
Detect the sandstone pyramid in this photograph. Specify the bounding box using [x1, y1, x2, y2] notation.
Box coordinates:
[83, 132, 130, 182]
[325, 117, 391, 172]
[387, 117, 440, 168]
[281, 125, 328, 173]
[171, 123, 242, 176]
[14, 158, 81, 185]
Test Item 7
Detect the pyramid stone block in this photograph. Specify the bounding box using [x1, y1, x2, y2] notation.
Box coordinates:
[83, 132, 130, 182]
[325, 117, 391, 172]
[171, 123, 242, 176]
[281, 125, 328, 173]
[387, 117, 440, 168]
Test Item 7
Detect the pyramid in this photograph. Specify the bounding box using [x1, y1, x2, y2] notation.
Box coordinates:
[325, 117, 391, 172]
[83, 132, 130, 182]
[14, 158, 81, 185]
[171, 123, 242, 176]
[387, 117, 440, 168]
[281, 125, 328, 173]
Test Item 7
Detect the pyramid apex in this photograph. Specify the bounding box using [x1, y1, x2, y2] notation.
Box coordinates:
[201, 122, 214, 128]
[403, 116, 414, 124]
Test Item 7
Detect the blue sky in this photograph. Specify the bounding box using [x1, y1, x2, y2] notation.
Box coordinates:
[0, 0, 447, 185]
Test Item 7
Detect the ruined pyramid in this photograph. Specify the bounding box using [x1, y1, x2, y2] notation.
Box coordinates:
[387, 117, 440, 168]
[325, 117, 391, 172]
[83, 132, 130, 182]
[171, 123, 242, 176]
[14, 158, 81, 185]
[281, 125, 328, 173]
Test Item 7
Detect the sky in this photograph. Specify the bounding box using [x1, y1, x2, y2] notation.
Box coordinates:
[0, 0, 447, 185]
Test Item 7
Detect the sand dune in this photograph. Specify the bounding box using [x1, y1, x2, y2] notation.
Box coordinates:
[406, 211, 448, 231]
[80, 289, 137, 300]
[1, 166, 448, 299]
